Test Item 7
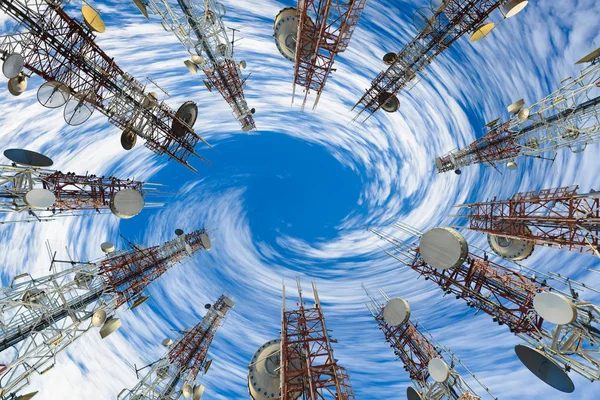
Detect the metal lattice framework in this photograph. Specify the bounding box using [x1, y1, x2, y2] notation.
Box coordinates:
[0, 0, 210, 171]
[352, 0, 506, 122]
[457, 185, 600, 256]
[141, 0, 256, 131]
[118, 294, 233, 400]
[0, 229, 211, 397]
[281, 279, 355, 400]
[370, 222, 600, 383]
[0, 163, 163, 223]
[364, 287, 484, 399]
[435, 57, 600, 173]
[292, 0, 368, 110]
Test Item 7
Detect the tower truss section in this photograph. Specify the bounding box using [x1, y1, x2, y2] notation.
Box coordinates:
[0, 229, 212, 397]
[352, 0, 529, 122]
[435, 50, 600, 173]
[136, 0, 256, 132]
[118, 294, 234, 400]
[369, 221, 600, 392]
[456, 185, 600, 259]
[0, 0, 211, 171]
[364, 286, 491, 399]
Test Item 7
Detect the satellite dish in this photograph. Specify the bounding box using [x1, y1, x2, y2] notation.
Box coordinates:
[101, 241, 115, 253]
[428, 358, 450, 383]
[4, 149, 53, 167]
[506, 161, 517, 170]
[2, 53, 24, 79]
[141, 92, 158, 109]
[203, 79, 213, 92]
[470, 22, 495, 42]
[200, 233, 211, 251]
[191, 55, 205, 65]
[274, 7, 304, 62]
[419, 227, 468, 270]
[172, 101, 198, 137]
[454, 169, 461, 175]
[203, 359, 213, 374]
[406, 387, 422, 400]
[8, 75, 27, 96]
[82, 6, 106, 33]
[24, 189, 56, 209]
[64, 96, 94, 126]
[503, 0, 528, 18]
[109, 189, 144, 219]
[100, 317, 122, 339]
[507, 99, 525, 114]
[193, 384, 205, 400]
[162, 338, 173, 347]
[382, 52, 397, 65]
[250, 108, 256, 114]
[383, 298, 410, 327]
[15, 392, 39, 400]
[133, 0, 149, 19]
[37, 81, 71, 108]
[175, 228, 185, 236]
[223, 296, 235, 308]
[487, 231, 534, 261]
[239, 60, 247, 70]
[204, 303, 211, 310]
[130, 295, 150, 309]
[517, 107, 530, 122]
[92, 309, 107, 327]
[533, 292, 577, 325]
[378, 92, 400, 113]
[121, 128, 137, 151]
[514, 344, 574, 393]
[185, 243, 193, 256]
[575, 48, 600, 65]
[248, 339, 286, 400]
[184, 60, 199, 75]
[182, 384, 193, 399]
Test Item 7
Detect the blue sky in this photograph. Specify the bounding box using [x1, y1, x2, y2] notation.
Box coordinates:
[0, 0, 600, 399]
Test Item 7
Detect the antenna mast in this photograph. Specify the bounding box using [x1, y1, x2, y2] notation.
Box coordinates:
[118, 294, 234, 400]
[0, 229, 212, 397]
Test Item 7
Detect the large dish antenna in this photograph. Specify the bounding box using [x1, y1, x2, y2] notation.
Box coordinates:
[109, 189, 144, 219]
[4, 149, 53, 167]
[24, 189, 56, 209]
[470, 22, 494, 42]
[503, 0, 528, 18]
[82, 6, 106, 33]
[428, 358, 450, 383]
[172, 101, 198, 137]
[92, 309, 107, 327]
[182, 384, 193, 398]
[130, 295, 150, 309]
[2, 53, 24, 79]
[407, 387, 422, 400]
[64, 95, 94, 126]
[575, 48, 600, 64]
[193, 385, 205, 400]
[487, 230, 534, 261]
[8, 75, 27, 96]
[184, 60, 199, 75]
[200, 233, 211, 251]
[514, 344, 574, 393]
[378, 92, 400, 113]
[121, 128, 137, 151]
[420, 227, 468, 270]
[383, 298, 410, 327]
[382, 52, 397, 65]
[37, 81, 71, 108]
[15, 392, 39, 400]
[533, 292, 577, 325]
[99, 317, 122, 339]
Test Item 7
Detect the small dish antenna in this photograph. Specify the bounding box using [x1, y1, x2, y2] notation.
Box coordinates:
[514, 344, 574, 393]
[121, 128, 137, 151]
[485, 118, 501, 128]
[100, 317, 122, 339]
[239, 60, 247, 70]
[203, 359, 213, 373]
[419, 227, 468, 270]
[200, 233, 212, 251]
[575, 48, 600, 65]
[37, 81, 71, 108]
[382, 52, 397, 65]
[193, 385, 205, 400]
[191, 55, 205, 65]
[82, 6, 106, 33]
[64, 95, 94, 126]
[428, 358, 450, 383]
[141, 92, 158, 109]
[506, 161, 517, 170]
[130, 295, 150, 309]
[470, 22, 494, 42]
[517, 107, 530, 122]
[15, 392, 39, 400]
[203, 80, 213, 92]
[109, 189, 145, 219]
[533, 292, 577, 325]
[172, 101, 198, 137]
[378, 92, 400, 113]
[8, 74, 27, 96]
[223, 297, 235, 308]
[92, 309, 107, 327]
[503, 0, 528, 18]
[24, 189, 56, 209]
[182, 384, 193, 399]
[133, 0, 150, 19]
[2, 53, 24, 79]
[101, 242, 115, 253]
[184, 60, 199, 75]
[4, 149, 54, 167]
[162, 338, 174, 347]
[507, 99, 525, 114]
[383, 298, 410, 327]
[175, 228, 185, 236]
[204, 303, 211, 310]
[407, 387, 422, 400]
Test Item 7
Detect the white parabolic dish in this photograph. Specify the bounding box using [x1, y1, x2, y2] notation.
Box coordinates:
[428, 358, 450, 383]
[200, 233, 211, 251]
[2, 53, 24, 79]
[420, 227, 468, 270]
[533, 292, 577, 325]
[193, 385, 205, 400]
[101, 241, 115, 253]
[24, 189, 56, 209]
[110, 189, 144, 219]
[383, 298, 410, 327]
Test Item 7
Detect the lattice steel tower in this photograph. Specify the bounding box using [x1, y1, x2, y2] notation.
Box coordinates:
[455, 185, 600, 260]
[369, 222, 600, 393]
[133, 0, 256, 132]
[118, 294, 234, 400]
[0, 0, 210, 171]
[273, 0, 369, 110]
[0, 229, 212, 398]
[353, 0, 529, 121]
[435, 48, 600, 173]
[364, 286, 492, 400]
[248, 278, 354, 400]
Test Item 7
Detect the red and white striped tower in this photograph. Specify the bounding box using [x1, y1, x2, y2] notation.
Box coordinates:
[0, 229, 212, 398]
[118, 294, 234, 400]
[455, 185, 600, 260]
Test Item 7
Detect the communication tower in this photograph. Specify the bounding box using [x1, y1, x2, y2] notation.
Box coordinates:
[248, 278, 354, 400]
[352, 0, 529, 121]
[364, 286, 494, 400]
[369, 222, 600, 393]
[454, 185, 600, 260]
[0, 148, 164, 223]
[133, 0, 256, 132]
[118, 294, 234, 400]
[435, 48, 600, 174]
[0, 228, 212, 398]
[273, 0, 369, 110]
[0, 0, 211, 171]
